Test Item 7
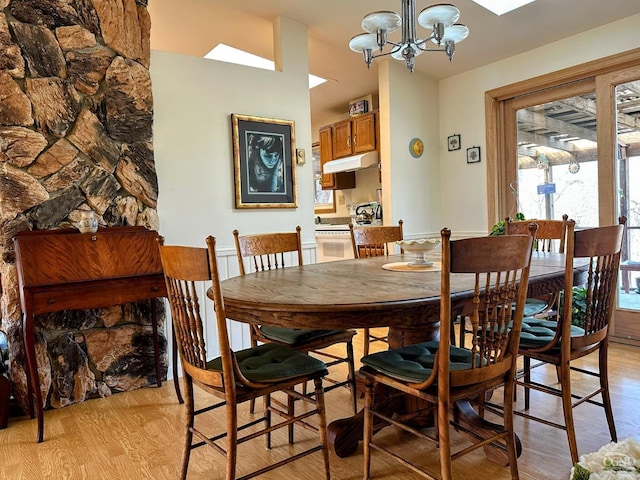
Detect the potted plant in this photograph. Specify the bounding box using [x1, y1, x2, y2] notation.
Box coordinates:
[559, 286, 588, 328]
[490, 213, 526, 236]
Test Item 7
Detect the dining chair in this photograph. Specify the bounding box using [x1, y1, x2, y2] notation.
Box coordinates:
[515, 217, 626, 464]
[233, 227, 358, 418]
[502, 215, 572, 394]
[360, 224, 537, 480]
[158, 236, 331, 480]
[349, 220, 403, 356]
[505, 214, 569, 317]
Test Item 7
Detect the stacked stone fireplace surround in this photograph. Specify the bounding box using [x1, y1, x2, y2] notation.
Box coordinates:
[0, 0, 167, 415]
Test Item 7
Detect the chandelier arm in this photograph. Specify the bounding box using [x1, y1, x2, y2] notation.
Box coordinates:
[412, 37, 433, 49]
[415, 46, 448, 53]
[371, 45, 403, 60]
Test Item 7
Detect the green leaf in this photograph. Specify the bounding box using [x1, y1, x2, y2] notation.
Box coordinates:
[490, 213, 526, 236]
[571, 464, 591, 480]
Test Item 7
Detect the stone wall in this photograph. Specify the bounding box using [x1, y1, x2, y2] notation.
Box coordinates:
[0, 0, 166, 413]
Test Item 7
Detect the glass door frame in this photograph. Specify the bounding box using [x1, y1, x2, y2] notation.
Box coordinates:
[485, 47, 640, 344]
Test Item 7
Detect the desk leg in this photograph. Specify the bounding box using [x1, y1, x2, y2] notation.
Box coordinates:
[23, 313, 44, 443]
[151, 299, 162, 388]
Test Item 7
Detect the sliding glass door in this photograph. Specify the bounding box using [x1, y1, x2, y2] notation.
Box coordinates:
[487, 54, 640, 342]
[606, 69, 640, 339]
[507, 80, 600, 228]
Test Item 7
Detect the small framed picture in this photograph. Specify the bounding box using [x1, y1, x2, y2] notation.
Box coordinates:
[466, 146, 481, 164]
[447, 134, 461, 151]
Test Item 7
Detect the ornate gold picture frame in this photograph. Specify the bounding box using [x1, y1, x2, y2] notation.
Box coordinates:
[231, 114, 297, 209]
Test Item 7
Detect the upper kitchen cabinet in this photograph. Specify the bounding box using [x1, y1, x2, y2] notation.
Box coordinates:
[332, 111, 377, 159]
[319, 126, 355, 190]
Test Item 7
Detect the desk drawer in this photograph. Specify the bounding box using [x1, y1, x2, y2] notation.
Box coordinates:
[28, 276, 167, 315]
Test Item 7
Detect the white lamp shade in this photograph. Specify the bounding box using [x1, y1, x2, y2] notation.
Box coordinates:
[431, 23, 469, 44]
[390, 43, 424, 60]
[361, 10, 402, 33]
[349, 33, 379, 53]
[417, 3, 460, 29]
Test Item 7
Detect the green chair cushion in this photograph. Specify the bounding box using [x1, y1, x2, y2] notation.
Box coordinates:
[209, 343, 327, 383]
[523, 298, 550, 317]
[519, 317, 585, 348]
[259, 326, 343, 345]
[360, 341, 476, 383]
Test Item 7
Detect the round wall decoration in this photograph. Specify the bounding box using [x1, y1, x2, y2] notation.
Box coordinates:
[409, 138, 424, 158]
[568, 160, 580, 174]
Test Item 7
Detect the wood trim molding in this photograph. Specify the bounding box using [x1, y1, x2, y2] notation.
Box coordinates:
[485, 47, 640, 229]
[486, 47, 640, 102]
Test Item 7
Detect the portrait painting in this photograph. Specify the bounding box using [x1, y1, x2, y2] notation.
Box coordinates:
[231, 114, 297, 208]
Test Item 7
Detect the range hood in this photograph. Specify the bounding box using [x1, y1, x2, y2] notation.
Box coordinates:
[323, 151, 378, 174]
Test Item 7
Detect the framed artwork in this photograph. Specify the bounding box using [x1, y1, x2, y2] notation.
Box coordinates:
[231, 114, 297, 209]
[466, 145, 481, 163]
[447, 134, 461, 151]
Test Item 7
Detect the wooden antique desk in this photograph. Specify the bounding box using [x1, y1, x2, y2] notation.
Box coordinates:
[219, 251, 585, 461]
[13, 226, 169, 443]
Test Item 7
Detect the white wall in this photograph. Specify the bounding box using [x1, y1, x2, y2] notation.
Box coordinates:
[151, 17, 316, 357]
[438, 14, 640, 236]
[151, 17, 316, 262]
[380, 60, 442, 239]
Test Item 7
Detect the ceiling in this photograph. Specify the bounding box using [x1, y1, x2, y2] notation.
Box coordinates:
[148, 0, 640, 127]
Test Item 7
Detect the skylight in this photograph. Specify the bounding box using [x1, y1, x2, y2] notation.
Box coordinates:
[205, 44, 327, 89]
[471, 0, 535, 15]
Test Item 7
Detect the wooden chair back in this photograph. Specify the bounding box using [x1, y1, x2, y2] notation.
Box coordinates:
[561, 217, 626, 352]
[359, 224, 537, 480]
[349, 220, 404, 258]
[505, 214, 568, 253]
[439, 224, 537, 390]
[159, 237, 333, 479]
[233, 226, 303, 275]
[158, 237, 230, 390]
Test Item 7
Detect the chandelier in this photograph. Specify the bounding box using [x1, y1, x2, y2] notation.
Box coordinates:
[349, 1, 469, 73]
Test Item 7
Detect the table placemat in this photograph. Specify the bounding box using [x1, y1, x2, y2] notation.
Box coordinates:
[382, 261, 442, 272]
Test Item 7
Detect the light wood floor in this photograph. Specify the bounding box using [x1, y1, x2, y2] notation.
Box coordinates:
[1, 330, 639, 480]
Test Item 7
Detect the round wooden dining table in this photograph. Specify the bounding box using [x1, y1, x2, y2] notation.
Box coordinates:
[219, 251, 584, 461]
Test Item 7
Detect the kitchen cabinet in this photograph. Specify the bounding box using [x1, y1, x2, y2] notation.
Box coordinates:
[319, 126, 355, 190]
[331, 111, 377, 159]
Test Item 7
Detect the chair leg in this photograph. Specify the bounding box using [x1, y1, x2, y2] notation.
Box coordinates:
[503, 381, 520, 480]
[225, 399, 238, 480]
[264, 394, 272, 450]
[179, 376, 195, 480]
[288, 391, 295, 444]
[437, 395, 452, 480]
[558, 362, 579, 464]
[363, 328, 370, 357]
[523, 355, 531, 410]
[346, 341, 358, 414]
[313, 377, 331, 480]
[249, 333, 259, 414]
[363, 381, 374, 480]
[599, 342, 617, 442]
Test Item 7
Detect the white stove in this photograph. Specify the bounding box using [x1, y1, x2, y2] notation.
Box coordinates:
[314, 224, 353, 262]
